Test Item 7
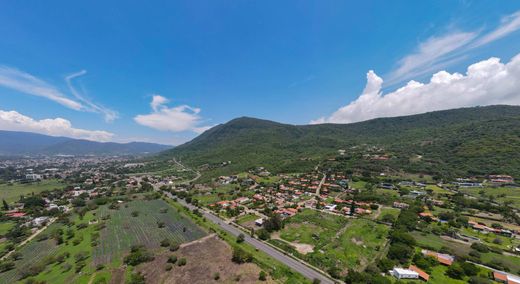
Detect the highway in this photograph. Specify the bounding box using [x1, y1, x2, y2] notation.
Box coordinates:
[165, 192, 334, 284]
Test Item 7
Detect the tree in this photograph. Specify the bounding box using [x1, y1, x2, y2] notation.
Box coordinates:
[446, 263, 465, 279]
[128, 272, 145, 284]
[381, 213, 396, 224]
[231, 247, 253, 263]
[237, 233, 245, 243]
[2, 199, 8, 210]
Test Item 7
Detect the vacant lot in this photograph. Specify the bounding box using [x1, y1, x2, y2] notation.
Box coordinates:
[274, 209, 388, 275]
[137, 234, 274, 284]
[460, 186, 520, 209]
[93, 199, 206, 266]
[0, 179, 65, 204]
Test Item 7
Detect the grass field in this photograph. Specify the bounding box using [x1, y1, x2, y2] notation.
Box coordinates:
[277, 209, 389, 274]
[92, 198, 206, 266]
[0, 221, 14, 236]
[0, 179, 65, 204]
[236, 213, 259, 225]
[410, 230, 520, 273]
[459, 186, 520, 209]
[376, 207, 400, 221]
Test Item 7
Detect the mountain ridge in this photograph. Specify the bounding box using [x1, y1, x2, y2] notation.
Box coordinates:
[166, 105, 520, 178]
[0, 130, 171, 156]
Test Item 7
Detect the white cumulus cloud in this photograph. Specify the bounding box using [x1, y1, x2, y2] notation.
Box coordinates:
[134, 95, 212, 134]
[387, 10, 520, 85]
[0, 110, 114, 141]
[311, 53, 520, 124]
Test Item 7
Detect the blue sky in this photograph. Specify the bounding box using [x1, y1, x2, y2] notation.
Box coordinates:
[0, 1, 520, 145]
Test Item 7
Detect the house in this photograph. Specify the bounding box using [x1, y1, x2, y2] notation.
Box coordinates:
[409, 265, 429, 281]
[393, 202, 409, 209]
[422, 250, 454, 266]
[6, 211, 26, 218]
[255, 218, 264, 226]
[324, 204, 337, 211]
[493, 271, 520, 284]
[390, 267, 419, 279]
[489, 175, 514, 184]
[25, 173, 42, 180]
[32, 216, 50, 227]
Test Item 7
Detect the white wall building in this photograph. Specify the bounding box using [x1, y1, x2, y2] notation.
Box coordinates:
[390, 268, 419, 279]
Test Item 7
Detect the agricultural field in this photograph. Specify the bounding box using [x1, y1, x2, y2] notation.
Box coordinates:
[459, 186, 520, 209]
[0, 179, 65, 204]
[273, 209, 389, 275]
[92, 198, 206, 266]
[0, 223, 61, 283]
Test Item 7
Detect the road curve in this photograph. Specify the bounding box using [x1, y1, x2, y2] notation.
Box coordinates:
[167, 193, 334, 284]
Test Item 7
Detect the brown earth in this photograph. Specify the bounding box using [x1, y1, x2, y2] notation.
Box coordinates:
[110, 268, 126, 284]
[136, 234, 276, 284]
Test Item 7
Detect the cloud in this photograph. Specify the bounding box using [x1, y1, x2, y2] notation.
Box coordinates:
[472, 11, 520, 47]
[387, 10, 520, 85]
[311, 53, 520, 124]
[0, 109, 114, 141]
[386, 32, 477, 84]
[65, 70, 118, 122]
[0, 65, 117, 121]
[150, 95, 169, 112]
[0, 66, 84, 110]
[134, 96, 213, 133]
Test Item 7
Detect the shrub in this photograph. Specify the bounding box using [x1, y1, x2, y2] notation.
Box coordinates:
[169, 243, 180, 252]
[259, 271, 267, 281]
[160, 238, 170, 247]
[471, 243, 489, 253]
[167, 255, 178, 264]
[177, 258, 187, 266]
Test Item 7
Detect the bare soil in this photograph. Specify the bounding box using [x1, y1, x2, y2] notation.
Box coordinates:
[136, 234, 276, 284]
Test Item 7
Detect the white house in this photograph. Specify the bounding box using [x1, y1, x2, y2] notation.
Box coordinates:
[390, 268, 419, 279]
[32, 216, 49, 227]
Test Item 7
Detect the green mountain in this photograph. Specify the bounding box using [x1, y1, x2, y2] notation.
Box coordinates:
[165, 105, 520, 178]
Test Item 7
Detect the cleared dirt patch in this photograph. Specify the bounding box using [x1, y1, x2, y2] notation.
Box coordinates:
[137, 235, 275, 284]
[291, 243, 314, 255]
[110, 268, 126, 284]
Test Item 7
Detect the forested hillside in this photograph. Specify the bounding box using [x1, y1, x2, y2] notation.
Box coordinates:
[164, 105, 520, 178]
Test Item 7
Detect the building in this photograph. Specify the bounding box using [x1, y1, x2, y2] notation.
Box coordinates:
[390, 267, 419, 280]
[32, 216, 49, 227]
[493, 271, 520, 284]
[409, 265, 429, 281]
[25, 173, 42, 180]
[255, 218, 264, 226]
[422, 249, 454, 266]
[393, 202, 409, 209]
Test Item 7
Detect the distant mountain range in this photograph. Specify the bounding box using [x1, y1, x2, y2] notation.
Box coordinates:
[166, 105, 520, 178]
[0, 130, 171, 156]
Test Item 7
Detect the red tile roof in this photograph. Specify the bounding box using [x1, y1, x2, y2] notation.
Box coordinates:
[409, 265, 429, 281]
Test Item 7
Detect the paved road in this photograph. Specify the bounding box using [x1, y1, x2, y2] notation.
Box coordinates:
[165, 192, 334, 284]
